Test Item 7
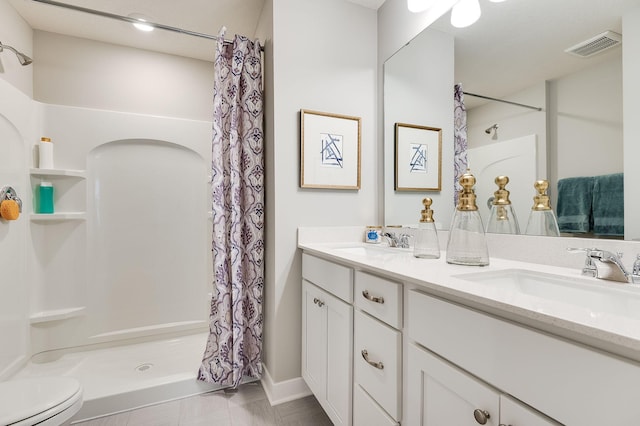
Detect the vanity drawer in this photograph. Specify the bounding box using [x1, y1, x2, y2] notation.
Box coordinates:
[407, 289, 640, 426]
[302, 253, 353, 303]
[353, 384, 398, 426]
[354, 271, 402, 328]
[353, 310, 401, 420]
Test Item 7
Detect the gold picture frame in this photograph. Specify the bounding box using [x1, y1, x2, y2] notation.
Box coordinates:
[394, 122, 442, 191]
[300, 109, 361, 190]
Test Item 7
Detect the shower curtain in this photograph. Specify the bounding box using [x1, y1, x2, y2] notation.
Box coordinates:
[198, 28, 264, 388]
[453, 84, 468, 206]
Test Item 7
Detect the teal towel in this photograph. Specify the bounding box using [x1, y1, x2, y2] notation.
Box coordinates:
[556, 176, 594, 233]
[592, 173, 624, 236]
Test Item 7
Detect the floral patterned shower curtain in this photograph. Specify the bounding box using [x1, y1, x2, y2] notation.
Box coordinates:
[198, 28, 264, 388]
[453, 83, 468, 206]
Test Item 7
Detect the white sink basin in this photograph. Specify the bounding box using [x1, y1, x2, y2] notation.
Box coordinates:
[332, 244, 409, 256]
[454, 269, 640, 320]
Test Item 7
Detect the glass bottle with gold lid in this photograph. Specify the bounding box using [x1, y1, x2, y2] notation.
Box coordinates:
[446, 170, 489, 266]
[414, 197, 440, 259]
[524, 180, 560, 237]
[486, 176, 520, 234]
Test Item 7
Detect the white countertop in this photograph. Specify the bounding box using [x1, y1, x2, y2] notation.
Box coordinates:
[298, 228, 640, 364]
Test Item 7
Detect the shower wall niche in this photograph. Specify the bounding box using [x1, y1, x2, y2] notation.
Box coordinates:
[29, 104, 213, 354]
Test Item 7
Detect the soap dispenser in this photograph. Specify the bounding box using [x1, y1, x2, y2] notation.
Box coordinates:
[414, 197, 440, 259]
[486, 176, 520, 234]
[446, 170, 489, 266]
[524, 180, 560, 237]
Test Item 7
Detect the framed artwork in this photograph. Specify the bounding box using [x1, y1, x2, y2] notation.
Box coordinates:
[394, 122, 442, 191]
[300, 109, 361, 189]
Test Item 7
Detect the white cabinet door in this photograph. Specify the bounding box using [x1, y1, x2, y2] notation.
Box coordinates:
[302, 280, 327, 400]
[499, 395, 561, 426]
[302, 280, 353, 426]
[407, 343, 500, 426]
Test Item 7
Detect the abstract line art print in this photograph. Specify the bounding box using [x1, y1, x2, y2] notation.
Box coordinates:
[300, 109, 361, 189]
[320, 133, 344, 168]
[409, 143, 428, 173]
[395, 122, 442, 191]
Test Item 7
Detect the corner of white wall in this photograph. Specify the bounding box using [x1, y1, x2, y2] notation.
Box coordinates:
[260, 363, 311, 406]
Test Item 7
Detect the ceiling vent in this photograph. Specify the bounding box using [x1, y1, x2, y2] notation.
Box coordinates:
[565, 30, 622, 57]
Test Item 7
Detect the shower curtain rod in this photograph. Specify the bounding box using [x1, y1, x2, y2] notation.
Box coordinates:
[463, 91, 542, 111]
[30, 0, 264, 52]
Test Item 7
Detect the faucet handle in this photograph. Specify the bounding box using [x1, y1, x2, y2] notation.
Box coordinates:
[567, 247, 597, 277]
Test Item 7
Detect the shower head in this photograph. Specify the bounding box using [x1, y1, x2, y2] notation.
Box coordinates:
[485, 124, 499, 140]
[0, 42, 33, 66]
[485, 124, 498, 134]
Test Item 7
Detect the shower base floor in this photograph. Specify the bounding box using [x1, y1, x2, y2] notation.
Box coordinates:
[12, 332, 223, 422]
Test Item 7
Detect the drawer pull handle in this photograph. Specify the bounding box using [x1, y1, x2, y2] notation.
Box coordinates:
[313, 297, 324, 307]
[473, 409, 491, 425]
[361, 349, 384, 370]
[362, 290, 384, 304]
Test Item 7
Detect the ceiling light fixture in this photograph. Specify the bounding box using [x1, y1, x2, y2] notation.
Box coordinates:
[128, 13, 154, 32]
[407, 0, 436, 13]
[450, 0, 481, 28]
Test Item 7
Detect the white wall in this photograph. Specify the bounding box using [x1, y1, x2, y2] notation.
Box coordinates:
[623, 6, 640, 240]
[33, 31, 214, 121]
[262, 0, 378, 392]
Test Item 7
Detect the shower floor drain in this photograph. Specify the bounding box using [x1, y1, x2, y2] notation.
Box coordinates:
[135, 363, 154, 372]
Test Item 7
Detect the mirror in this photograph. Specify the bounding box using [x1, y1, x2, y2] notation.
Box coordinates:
[384, 0, 636, 239]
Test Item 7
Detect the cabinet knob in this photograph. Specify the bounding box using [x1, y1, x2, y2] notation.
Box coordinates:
[361, 349, 384, 370]
[473, 409, 491, 425]
[362, 290, 385, 304]
[313, 297, 324, 307]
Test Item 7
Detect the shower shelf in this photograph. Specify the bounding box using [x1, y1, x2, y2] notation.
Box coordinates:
[30, 306, 86, 324]
[31, 212, 86, 221]
[30, 168, 86, 178]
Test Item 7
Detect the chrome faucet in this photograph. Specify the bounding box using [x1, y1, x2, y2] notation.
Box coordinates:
[568, 248, 633, 283]
[383, 232, 411, 249]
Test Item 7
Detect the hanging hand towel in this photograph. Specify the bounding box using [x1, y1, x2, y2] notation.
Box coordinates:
[592, 173, 624, 236]
[556, 176, 594, 233]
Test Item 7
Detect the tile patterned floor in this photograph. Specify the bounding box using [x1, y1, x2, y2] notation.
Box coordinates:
[72, 382, 333, 426]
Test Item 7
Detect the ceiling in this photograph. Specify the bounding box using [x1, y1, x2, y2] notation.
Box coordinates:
[6, 0, 637, 106]
[427, 0, 637, 108]
[7, 0, 385, 62]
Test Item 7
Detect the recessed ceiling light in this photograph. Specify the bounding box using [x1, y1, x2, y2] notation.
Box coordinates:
[128, 13, 154, 32]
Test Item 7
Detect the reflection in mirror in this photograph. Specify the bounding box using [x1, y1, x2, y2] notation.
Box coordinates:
[384, 0, 637, 240]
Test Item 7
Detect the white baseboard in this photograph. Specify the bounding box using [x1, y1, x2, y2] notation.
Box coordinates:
[260, 363, 312, 406]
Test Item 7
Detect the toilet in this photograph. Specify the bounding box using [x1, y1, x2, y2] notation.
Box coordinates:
[0, 377, 83, 425]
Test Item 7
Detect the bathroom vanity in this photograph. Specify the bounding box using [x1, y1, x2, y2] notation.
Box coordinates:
[299, 227, 640, 426]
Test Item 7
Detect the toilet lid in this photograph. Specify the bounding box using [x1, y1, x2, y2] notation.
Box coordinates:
[0, 377, 82, 425]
